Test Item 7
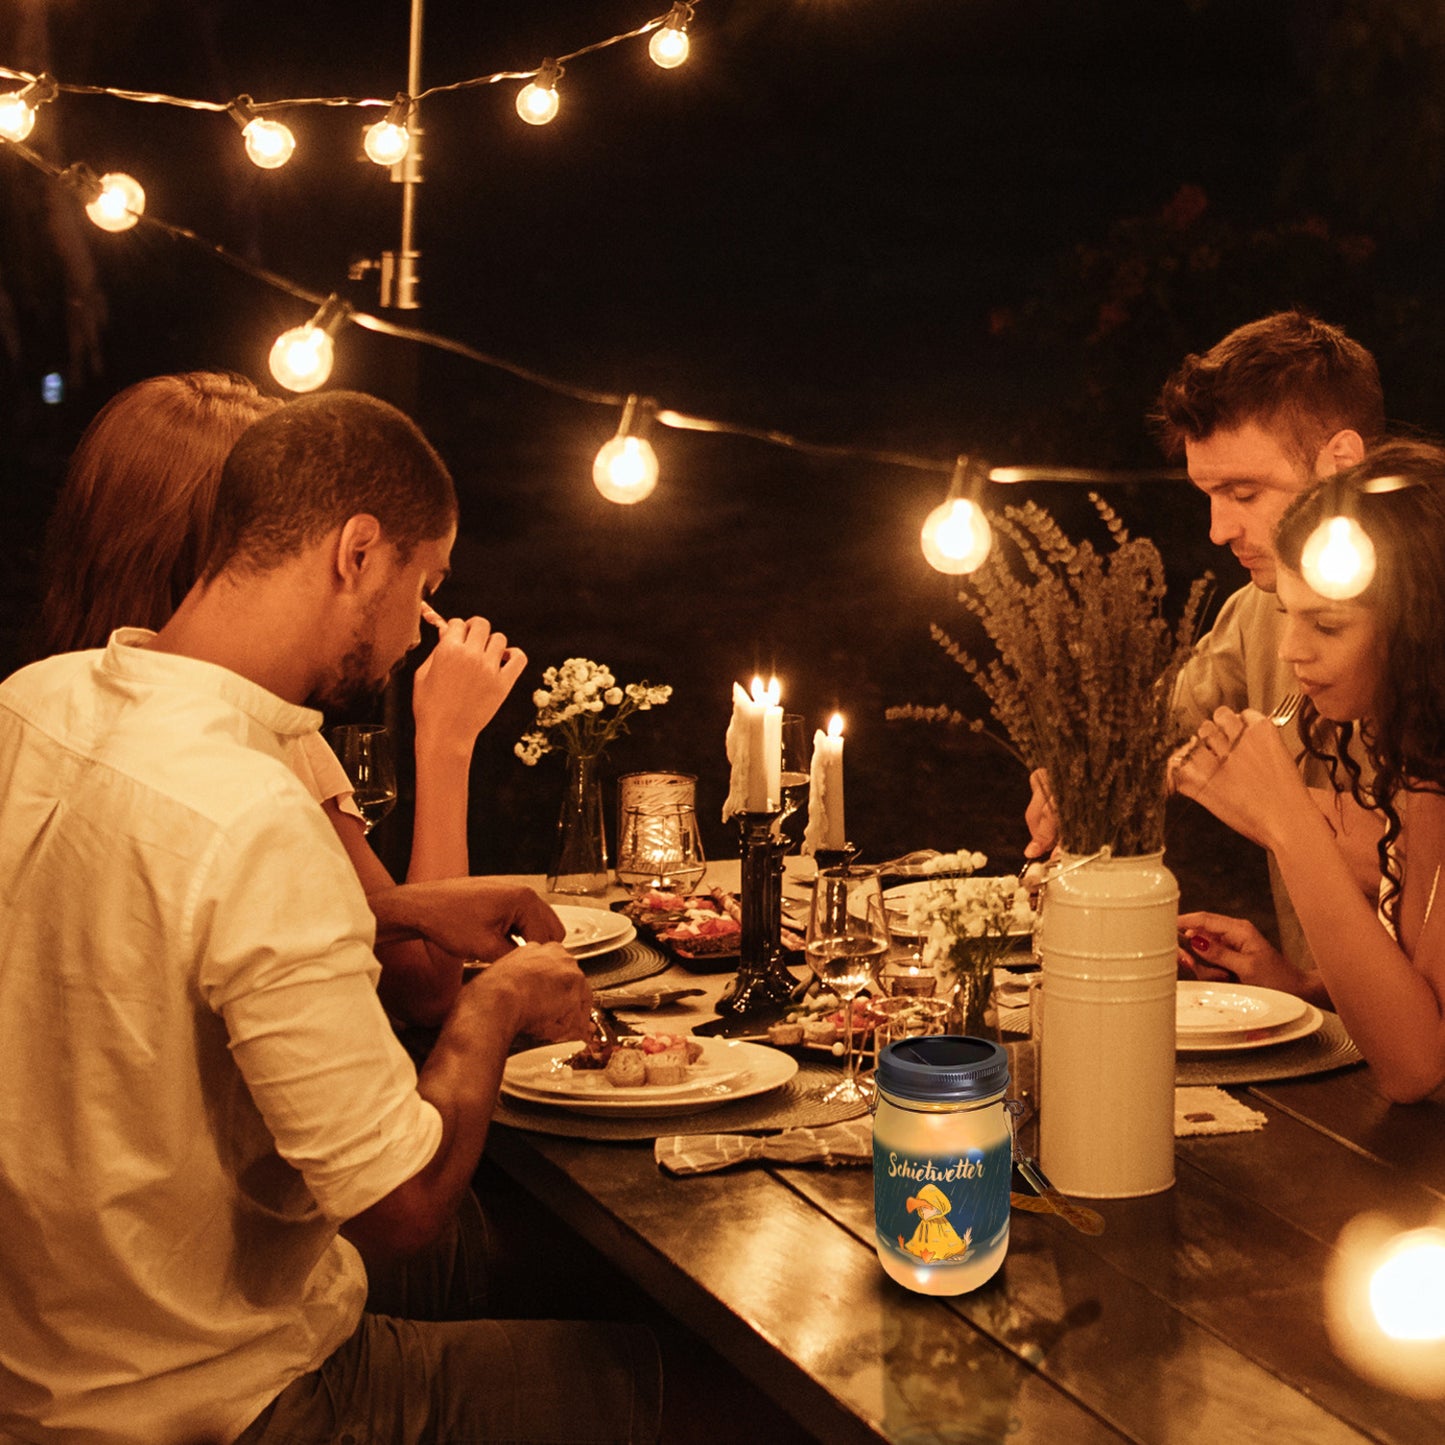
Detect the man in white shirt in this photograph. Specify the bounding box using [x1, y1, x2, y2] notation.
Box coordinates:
[1026, 310, 1385, 969]
[0, 391, 660, 1444]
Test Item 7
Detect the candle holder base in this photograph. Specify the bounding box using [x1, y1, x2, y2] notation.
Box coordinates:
[714, 809, 799, 1020]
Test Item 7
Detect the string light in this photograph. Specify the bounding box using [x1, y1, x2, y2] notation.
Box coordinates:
[1299, 514, 1376, 600]
[593, 394, 659, 503]
[921, 457, 993, 574]
[0, 72, 55, 143]
[76, 169, 146, 233]
[1328, 1213, 1445, 1397]
[516, 60, 563, 126]
[649, 5, 694, 69]
[268, 294, 352, 393]
[363, 93, 412, 166]
[230, 95, 296, 170]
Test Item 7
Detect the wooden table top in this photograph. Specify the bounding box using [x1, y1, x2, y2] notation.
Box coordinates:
[483, 865, 1445, 1444]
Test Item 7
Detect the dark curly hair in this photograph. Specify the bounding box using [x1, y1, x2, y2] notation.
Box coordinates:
[1275, 438, 1445, 929]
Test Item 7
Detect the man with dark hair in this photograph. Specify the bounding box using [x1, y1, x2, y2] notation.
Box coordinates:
[0, 391, 661, 1444]
[1028, 311, 1385, 969]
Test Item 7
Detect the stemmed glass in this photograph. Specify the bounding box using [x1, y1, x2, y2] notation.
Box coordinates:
[775, 713, 810, 845]
[805, 865, 890, 1105]
[614, 803, 707, 898]
[329, 724, 398, 834]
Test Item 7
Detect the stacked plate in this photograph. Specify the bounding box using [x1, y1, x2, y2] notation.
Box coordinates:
[500, 1037, 799, 1118]
[1175, 981, 1324, 1053]
[554, 905, 637, 960]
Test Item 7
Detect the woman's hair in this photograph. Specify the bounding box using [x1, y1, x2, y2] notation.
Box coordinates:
[39, 372, 282, 654]
[1275, 436, 1445, 927]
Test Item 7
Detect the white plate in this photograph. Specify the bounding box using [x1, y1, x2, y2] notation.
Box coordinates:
[1176, 981, 1307, 1035]
[882, 878, 1035, 939]
[552, 905, 635, 960]
[500, 1037, 799, 1117]
[1176, 1002, 1325, 1053]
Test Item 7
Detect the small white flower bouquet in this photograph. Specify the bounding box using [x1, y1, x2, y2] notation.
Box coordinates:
[904, 852, 1032, 990]
[515, 657, 673, 765]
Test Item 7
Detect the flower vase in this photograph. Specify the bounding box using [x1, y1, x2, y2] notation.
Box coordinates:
[948, 962, 997, 1040]
[548, 752, 609, 896]
[1037, 849, 1178, 1199]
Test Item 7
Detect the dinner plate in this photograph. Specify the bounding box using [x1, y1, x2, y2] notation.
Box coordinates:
[1175, 1002, 1325, 1053]
[552, 905, 636, 960]
[1176, 981, 1307, 1035]
[882, 878, 1035, 939]
[500, 1037, 799, 1117]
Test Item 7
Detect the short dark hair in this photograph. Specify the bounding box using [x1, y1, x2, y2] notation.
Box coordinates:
[1152, 310, 1385, 468]
[205, 391, 457, 577]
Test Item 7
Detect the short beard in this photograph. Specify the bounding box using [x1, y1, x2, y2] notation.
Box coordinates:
[310, 639, 386, 713]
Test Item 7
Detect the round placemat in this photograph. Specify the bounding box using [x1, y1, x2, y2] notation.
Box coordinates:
[580, 940, 672, 991]
[492, 1058, 870, 1141]
[1174, 1010, 1363, 1086]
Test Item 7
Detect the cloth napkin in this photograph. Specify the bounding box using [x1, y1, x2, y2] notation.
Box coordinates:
[656, 1119, 872, 1176]
[1174, 1085, 1267, 1137]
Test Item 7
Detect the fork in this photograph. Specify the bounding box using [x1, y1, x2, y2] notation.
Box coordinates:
[1269, 690, 1303, 728]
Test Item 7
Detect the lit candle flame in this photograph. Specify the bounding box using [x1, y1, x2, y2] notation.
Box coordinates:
[750, 675, 766, 703]
[766, 676, 781, 706]
[828, 713, 844, 738]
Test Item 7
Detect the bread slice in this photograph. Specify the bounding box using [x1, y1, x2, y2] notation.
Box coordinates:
[604, 1048, 647, 1087]
[643, 1055, 689, 1086]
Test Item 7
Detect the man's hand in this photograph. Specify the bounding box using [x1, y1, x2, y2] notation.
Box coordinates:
[466, 942, 594, 1043]
[371, 879, 564, 961]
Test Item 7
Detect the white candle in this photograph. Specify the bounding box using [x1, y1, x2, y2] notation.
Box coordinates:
[722, 676, 783, 818]
[802, 712, 846, 852]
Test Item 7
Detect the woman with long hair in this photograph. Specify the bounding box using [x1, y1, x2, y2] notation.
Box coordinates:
[1174, 437, 1445, 1102]
[37, 371, 528, 1024]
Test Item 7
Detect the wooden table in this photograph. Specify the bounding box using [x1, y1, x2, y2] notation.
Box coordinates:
[483, 867, 1445, 1444]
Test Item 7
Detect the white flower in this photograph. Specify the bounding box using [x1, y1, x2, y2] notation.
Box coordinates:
[517, 657, 672, 767]
[603, 687, 623, 706]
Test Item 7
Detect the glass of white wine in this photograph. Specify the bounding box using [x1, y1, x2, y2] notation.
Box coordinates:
[776, 714, 810, 845]
[329, 724, 398, 835]
[805, 865, 890, 1105]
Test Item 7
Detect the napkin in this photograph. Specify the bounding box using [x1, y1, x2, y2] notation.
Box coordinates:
[1174, 1085, 1267, 1137]
[656, 1119, 872, 1176]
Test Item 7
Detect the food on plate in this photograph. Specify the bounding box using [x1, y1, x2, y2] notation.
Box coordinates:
[767, 1021, 804, 1047]
[567, 1032, 705, 1089]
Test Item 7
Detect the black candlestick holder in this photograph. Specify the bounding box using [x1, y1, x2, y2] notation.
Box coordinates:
[715, 809, 797, 1018]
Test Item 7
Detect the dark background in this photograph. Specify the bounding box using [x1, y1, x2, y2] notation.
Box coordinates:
[5, 0, 1445, 924]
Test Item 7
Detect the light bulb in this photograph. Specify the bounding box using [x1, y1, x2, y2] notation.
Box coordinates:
[84, 173, 145, 233]
[593, 436, 658, 504]
[1299, 514, 1376, 600]
[363, 120, 410, 166]
[1369, 1229, 1445, 1341]
[0, 90, 37, 142]
[649, 26, 690, 68]
[516, 80, 560, 126]
[269, 324, 335, 393]
[920, 497, 993, 574]
[243, 116, 296, 169]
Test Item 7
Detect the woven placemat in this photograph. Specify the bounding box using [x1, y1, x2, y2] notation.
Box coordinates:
[492, 1058, 870, 1141]
[1175, 1010, 1363, 1086]
[579, 939, 672, 991]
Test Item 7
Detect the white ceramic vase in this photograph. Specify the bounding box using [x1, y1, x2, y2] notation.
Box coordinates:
[1038, 850, 1178, 1199]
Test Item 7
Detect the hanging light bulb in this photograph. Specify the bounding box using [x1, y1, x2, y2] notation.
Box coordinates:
[920, 457, 993, 574]
[268, 294, 351, 394]
[231, 95, 296, 170]
[1299, 513, 1376, 600]
[593, 394, 659, 504]
[649, 5, 694, 68]
[363, 93, 412, 166]
[84, 172, 145, 233]
[0, 73, 56, 144]
[516, 60, 563, 126]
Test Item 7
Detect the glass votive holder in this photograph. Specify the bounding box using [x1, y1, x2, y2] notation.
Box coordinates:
[868, 995, 953, 1068]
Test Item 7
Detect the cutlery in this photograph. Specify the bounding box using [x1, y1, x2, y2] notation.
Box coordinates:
[594, 986, 705, 1010]
[1173, 688, 1305, 771]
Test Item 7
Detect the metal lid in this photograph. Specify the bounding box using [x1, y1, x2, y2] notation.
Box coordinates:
[876, 1035, 1009, 1103]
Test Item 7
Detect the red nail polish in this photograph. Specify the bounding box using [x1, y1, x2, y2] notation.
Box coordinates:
[1190, 934, 1209, 952]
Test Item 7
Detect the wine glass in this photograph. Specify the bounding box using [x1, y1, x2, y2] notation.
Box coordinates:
[329, 724, 398, 834]
[614, 803, 707, 898]
[805, 865, 891, 1106]
[775, 713, 810, 845]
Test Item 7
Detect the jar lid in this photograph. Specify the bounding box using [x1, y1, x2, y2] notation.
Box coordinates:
[876, 1035, 1008, 1102]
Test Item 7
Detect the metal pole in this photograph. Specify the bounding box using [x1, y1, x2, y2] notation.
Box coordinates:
[382, 0, 424, 309]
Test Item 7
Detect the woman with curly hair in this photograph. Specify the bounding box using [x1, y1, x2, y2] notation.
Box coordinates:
[1173, 437, 1445, 1102]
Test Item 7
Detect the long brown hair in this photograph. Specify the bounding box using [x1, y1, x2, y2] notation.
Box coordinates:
[38, 372, 282, 655]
